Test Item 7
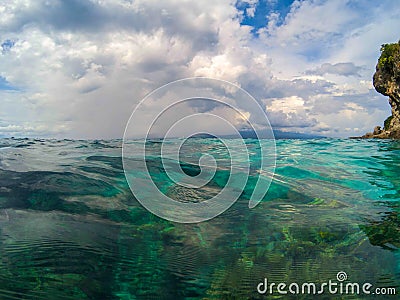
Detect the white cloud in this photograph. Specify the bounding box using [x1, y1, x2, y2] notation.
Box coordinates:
[0, 0, 398, 138]
[237, 0, 259, 18]
[268, 96, 305, 114]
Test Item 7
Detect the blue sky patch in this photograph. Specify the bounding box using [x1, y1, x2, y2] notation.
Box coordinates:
[1, 39, 15, 54]
[0, 76, 18, 91]
[236, 0, 295, 36]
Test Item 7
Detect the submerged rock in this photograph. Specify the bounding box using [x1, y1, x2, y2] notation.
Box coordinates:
[362, 41, 400, 139]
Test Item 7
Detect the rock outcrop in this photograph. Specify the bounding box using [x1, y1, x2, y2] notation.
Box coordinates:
[361, 41, 400, 139]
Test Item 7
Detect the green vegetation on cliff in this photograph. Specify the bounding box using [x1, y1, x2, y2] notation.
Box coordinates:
[384, 115, 393, 131]
[378, 42, 400, 73]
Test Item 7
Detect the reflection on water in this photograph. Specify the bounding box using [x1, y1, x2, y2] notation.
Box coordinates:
[0, 138, 399, 299]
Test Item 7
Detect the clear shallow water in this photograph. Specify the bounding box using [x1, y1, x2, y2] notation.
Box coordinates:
[0, 138, 399, 299]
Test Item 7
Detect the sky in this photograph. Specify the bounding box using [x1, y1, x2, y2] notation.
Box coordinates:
[0, 0, 399, 138]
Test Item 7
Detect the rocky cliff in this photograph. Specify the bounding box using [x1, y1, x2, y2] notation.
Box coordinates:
[362, 41, 400, 139]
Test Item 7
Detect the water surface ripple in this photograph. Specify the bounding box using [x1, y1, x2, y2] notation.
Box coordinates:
[0, 138, 399, 299]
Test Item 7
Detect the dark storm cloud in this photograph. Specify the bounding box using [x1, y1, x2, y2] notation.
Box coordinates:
[306, 62, 363, 77]
[4, 0, 219, 52]
[260, 78, 334, 101]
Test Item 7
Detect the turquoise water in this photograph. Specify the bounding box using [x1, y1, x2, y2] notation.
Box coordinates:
[0, 138, 399, 299]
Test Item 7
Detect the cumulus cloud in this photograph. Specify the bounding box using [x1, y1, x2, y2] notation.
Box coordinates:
[266, 96, 318, 129]
[0, 0, 399, 138]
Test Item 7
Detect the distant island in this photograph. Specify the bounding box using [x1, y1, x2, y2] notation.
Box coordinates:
[190, 130, 324, 140]
[361, 40, 400, 139]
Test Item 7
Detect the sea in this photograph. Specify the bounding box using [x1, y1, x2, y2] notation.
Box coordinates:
[0, 138, 399, 299]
